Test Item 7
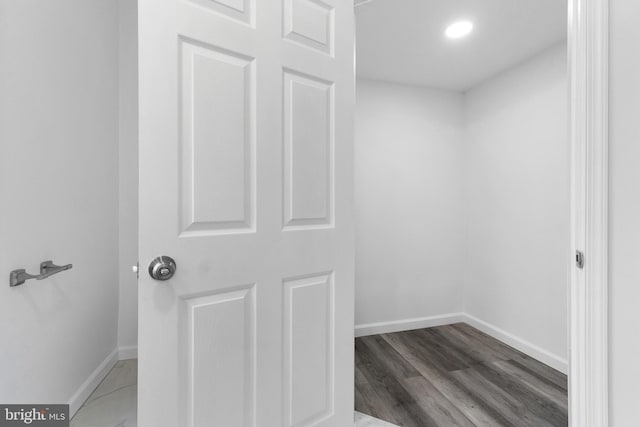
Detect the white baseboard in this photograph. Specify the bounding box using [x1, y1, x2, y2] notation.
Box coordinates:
[118, 345, 138, 360]
[354, 313, 466, 337]
[462, 313, 568, 374]
[70, 314, 567, 417]
[354, 312, 568, 374]
[67, 349, 119, 417]
[67, 346, 139, 417]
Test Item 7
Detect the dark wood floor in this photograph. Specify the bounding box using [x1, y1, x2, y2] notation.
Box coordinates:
[355, 323, 568, 427]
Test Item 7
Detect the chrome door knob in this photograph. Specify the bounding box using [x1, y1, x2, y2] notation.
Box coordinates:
[148, 256, 177, 281]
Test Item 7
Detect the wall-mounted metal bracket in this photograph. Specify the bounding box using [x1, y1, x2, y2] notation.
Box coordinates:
[10, 260, 73, 287]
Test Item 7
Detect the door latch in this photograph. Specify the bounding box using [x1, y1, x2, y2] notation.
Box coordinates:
[576, 250, 584, 269]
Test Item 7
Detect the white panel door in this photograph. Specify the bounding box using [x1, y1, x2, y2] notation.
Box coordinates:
[138, 0, 355, 426]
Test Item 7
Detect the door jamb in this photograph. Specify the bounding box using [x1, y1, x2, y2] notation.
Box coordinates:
[568, 0, 609, 425]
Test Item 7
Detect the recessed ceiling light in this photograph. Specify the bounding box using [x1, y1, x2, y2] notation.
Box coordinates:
[445, 21, 474, 39]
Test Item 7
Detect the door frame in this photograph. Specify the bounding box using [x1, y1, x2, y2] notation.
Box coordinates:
[568, 0, 609, 425]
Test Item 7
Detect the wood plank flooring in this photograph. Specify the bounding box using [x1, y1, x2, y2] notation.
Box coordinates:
[355, 323, 567, 427]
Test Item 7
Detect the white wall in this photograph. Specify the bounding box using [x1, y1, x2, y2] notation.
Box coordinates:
[117, 0, 139, 357]
[355, 44, 568, 367]
[609, 0, 640, 424]
[355, 79, 465, 327]
[0, 0, 119, 408]
[463, 43, 569, 361]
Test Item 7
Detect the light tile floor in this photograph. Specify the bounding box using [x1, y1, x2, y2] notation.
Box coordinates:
[354, 411, 399, 426]
[70, 359, 396, 427]
[71, 359, 137, 427]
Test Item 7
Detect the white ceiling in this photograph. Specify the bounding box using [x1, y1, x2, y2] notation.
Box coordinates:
[355, 0, 567, 91]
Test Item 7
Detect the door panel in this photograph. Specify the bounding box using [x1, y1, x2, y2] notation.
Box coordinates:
[182, 286, 256, 427]
[283, 69, 333, 228]
[284, 0, 334, 54]
[138, 0, 354, 426]
[179, 38, 255, 235]
[188, 0, 254, 25]
[283, 273, 334, 427]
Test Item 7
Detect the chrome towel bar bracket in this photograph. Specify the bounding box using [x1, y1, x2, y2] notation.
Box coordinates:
[10, 260, 73, 287]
